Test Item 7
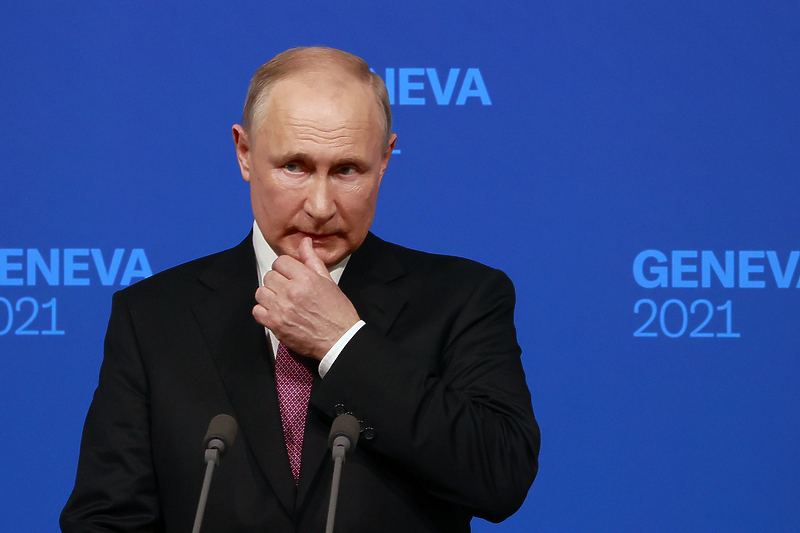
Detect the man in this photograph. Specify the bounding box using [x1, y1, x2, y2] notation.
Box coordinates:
[61, 47, 539, 533]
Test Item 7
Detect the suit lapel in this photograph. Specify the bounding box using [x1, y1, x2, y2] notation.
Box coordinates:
[192, 235, 298, 515]
[295, 232, 408, 510]
[340, 232, 407, 335]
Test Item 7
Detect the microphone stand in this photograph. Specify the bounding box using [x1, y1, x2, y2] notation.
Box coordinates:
[192, 439, 223, 533]
[325, 435, 350, 533]
[325, 414, 360, 533]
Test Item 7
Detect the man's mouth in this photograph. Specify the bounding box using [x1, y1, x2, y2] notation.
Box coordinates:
[299, 231, 337, 242]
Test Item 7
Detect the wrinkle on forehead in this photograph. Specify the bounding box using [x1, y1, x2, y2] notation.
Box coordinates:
[287, 121, 374, 142]
[254, 78, 384, 156]
[261, 118, 379, 150]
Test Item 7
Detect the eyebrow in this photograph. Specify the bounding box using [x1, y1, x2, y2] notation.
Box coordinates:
[277, 152, 371, 170]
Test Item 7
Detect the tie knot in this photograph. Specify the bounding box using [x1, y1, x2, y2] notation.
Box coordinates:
[276, 343, 315, 376]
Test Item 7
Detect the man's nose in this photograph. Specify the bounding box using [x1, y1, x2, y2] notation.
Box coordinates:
[303, 176, 336, 224]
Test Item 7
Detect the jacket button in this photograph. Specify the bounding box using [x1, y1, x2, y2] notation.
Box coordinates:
[334, 404, 346, 416]
[362, 427, 375, 440]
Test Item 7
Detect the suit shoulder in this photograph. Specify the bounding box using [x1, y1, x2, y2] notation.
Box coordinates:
[113, 236, 253, 305]
[375, 235, 506, 273]
[370, 234, 514, 289]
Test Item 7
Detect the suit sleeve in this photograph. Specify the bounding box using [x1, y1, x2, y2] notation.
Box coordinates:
[310, 268, 540, 523]
[60, 291, 164, 533]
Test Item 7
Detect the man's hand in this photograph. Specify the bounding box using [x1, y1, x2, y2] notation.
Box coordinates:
[253, 237, 360, 360]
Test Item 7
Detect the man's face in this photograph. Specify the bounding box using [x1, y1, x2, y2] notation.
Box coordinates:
[233, 70, 395, 267]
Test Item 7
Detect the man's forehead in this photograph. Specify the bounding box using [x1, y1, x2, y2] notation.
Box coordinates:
[271, 68, 372, 104]
[259, 72, 380, 130]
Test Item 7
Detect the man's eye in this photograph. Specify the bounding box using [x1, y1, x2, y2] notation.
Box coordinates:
[338, 166, 356, 176]
[284, 163, 302, 173]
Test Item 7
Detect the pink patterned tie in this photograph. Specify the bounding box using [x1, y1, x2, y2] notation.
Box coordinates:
[275, 342, 313, 485]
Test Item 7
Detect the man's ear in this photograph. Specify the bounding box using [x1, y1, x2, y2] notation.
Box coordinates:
[380, 133, 397, 177]
[232, 124, 251, 182]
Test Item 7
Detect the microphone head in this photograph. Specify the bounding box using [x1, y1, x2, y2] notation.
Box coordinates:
[328, 413, 361, 450]
[203, 414, 238, 456]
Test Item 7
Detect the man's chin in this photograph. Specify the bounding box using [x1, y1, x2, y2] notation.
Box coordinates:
[314, 246, 349, 268]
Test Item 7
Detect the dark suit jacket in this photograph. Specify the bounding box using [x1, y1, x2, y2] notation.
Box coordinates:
[61, 232, 540, 533]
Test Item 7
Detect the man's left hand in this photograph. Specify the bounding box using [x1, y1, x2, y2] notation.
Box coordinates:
[253, 237, 360, 360]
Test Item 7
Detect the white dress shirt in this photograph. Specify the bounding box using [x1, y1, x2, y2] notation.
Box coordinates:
[252, 221, 364, 377]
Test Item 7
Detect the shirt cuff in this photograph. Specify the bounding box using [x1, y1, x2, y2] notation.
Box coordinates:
[318, 320, 365, 378]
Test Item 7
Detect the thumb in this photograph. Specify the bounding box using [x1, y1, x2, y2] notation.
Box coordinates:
[299, 237, 332, 279]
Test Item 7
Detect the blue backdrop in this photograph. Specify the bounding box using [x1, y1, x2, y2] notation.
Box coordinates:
[2, 2, 799, 531]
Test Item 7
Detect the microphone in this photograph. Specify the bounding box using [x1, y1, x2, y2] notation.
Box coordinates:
[203, 414, 238, 463]
[192, 415, 238, 533]
[328, 413, 361, 459]
[325, 414, 361, 533]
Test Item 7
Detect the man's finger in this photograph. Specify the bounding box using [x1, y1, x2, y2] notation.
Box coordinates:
[254, 286, 276, 307]
[270, 254, 306, 279]
[299, 237, 332, 279]
[252, 303, 271, 326]
[262, 269, 290, 293]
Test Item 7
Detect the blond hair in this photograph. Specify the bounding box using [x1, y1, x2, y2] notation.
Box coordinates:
[242, 47, 392, 149]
